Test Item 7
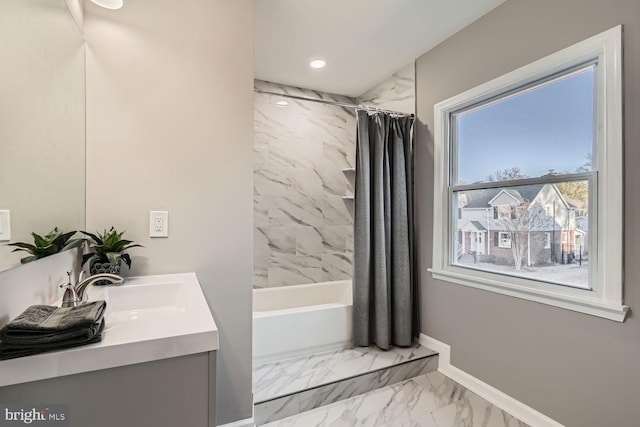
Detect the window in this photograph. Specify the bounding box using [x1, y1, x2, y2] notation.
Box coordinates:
[498, 232, 512, 249]
[494, 205, 515, 220]
[430, 26, 626, 321]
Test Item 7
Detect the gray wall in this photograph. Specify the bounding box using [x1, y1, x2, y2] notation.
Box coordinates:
[253, 80, 355, 288]
[415, 0, 640, 426]
[84, 1, 254, 424]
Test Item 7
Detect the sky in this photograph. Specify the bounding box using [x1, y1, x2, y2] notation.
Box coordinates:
[455, 67, 595, 184]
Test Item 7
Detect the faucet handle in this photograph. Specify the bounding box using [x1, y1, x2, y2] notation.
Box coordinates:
[59, 271, 73, 288]
[60, 271, 80, 307]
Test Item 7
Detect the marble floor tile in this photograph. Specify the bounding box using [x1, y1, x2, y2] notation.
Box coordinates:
[294, 355, 438, 414]
[261, 372, 530, 427]
[254, 394, 300, 426]
[253, 344, 437, 403]
[430, 391, 529, 427]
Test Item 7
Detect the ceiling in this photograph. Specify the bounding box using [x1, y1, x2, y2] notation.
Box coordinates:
[255, 0, 506, 97]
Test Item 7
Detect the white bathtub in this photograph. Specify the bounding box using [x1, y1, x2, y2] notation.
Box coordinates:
[253, 280, 352, 365]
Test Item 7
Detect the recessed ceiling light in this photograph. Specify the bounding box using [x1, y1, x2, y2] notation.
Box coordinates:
[310, 59, 327, 69]
[90, 0, 123, 10]
[276, 100, 288, 107]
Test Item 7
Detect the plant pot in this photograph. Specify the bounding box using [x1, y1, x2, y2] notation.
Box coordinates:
[90, 259, 122, 285]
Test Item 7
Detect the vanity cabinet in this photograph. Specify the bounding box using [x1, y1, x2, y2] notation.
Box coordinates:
[0, 351, 216, 427]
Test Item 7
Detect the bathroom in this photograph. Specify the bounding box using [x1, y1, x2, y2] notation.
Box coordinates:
[1, 0, 640, 427]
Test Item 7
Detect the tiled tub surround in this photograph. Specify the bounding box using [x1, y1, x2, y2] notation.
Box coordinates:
[253, 344, 438, 425]
[358, 62, 416, 115]
[261, 371, 529, 427]
[253, 280, 352, 364]
[254, 80, 356, 288]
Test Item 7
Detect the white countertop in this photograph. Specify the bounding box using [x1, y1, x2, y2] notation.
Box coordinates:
[0, 272, 218, 387]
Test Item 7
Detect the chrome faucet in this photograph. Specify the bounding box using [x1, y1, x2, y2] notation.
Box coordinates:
[60, 271, 124, 307]
[75, 272, 124, 301]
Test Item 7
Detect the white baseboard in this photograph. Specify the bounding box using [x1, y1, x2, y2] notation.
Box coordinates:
[419, 334, 563, 427]
[217, 417, 255, 427]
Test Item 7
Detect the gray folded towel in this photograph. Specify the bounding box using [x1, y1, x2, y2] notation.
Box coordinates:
[0, 319, 105, 360]
[0, 301, 107, 360]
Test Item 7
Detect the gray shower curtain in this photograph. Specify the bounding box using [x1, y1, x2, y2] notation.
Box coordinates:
[353, 109, 417, 350]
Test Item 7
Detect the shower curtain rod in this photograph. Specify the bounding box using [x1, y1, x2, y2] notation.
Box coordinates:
[254, 88, 414, 117]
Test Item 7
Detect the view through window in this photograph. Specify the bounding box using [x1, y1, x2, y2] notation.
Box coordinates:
[450, 66, 594, 289]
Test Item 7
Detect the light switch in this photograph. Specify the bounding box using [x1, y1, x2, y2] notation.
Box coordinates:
[149, 211, 168, 238]
[0, 210, 10, 242]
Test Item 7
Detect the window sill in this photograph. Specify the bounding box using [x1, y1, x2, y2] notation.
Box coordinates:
[428, 268, 628, 322]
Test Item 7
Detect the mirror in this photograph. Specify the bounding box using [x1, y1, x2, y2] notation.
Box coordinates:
[0, 0, 85, 272]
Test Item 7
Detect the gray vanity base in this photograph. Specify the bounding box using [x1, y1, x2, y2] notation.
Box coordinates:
[0, 351, 216, 427]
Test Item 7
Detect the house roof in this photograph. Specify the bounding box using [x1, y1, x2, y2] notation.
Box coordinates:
[460, 220, 487, 232]
[462, 184, 545, 208]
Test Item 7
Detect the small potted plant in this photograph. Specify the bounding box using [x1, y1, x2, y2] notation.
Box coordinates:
[8, 227, 78, 264]
[81, 227, 142, 277]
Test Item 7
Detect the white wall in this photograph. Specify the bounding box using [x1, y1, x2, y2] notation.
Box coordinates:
[84, 0, 254, 424]
[0, 0, 85, 272]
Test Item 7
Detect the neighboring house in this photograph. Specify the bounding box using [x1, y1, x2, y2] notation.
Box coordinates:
[575, 215, 588, 254]
[457, 183, 584, 267]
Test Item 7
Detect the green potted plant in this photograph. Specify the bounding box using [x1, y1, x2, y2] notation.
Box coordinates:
[81, 227, 142, 276]
[8, 227, 78, 264]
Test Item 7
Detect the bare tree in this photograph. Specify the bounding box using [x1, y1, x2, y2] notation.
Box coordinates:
[486, 167, 527, 182]
[576, 152, 593, 173]
[496, 203, 553, 270]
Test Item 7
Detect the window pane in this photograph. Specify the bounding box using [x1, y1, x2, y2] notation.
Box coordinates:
[453, 67, 595, 185]
[453, 180, 589, 288]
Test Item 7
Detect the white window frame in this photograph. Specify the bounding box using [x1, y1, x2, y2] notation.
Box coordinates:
[498, 232, 512, 249]
[430, 26, 626, 322]
[544, 232, 551, 249]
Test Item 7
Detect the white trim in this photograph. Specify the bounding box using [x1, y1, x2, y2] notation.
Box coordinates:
[488, 190, 522, 206]
[217, 417, 255, 427]
[419, 334, 564, 427]
[432, 26, 625, 321]
[498, 232, 512, 249]
[429, 268, 627, 322]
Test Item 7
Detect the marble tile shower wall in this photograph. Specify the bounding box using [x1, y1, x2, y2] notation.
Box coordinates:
[253, 80, 356, 288]
[358, 62, 416, 115]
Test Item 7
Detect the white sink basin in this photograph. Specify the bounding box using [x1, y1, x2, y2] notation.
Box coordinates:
[0, 273, 219, 388]
[106, 281, 186, 312]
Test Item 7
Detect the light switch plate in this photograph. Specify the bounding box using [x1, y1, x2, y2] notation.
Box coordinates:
[149, 211, 169, 238]
[0, 210, 10, 241]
